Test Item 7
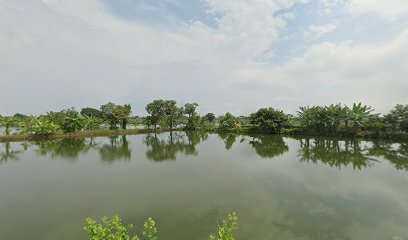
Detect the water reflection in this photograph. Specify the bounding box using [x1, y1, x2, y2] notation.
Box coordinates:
[0, 134, 407, 172]
[34, 138, 97, 161]
[248, 135, 289, 158]
[144, 132, 208, 162]
[270, 174, 406, 240]
[297, 138, 378, 170]
[367, 141, 408, 171]
[0, 143, 23, 164]
[99, 136, 131, 163]
[218, 133, 238, 150]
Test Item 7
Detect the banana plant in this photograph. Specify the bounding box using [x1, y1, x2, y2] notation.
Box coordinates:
[0, 116, 16, 135]
[350, 103, 374, 133]
[30, 117, 59, 135]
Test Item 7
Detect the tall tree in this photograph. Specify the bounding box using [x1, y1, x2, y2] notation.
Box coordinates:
[163, 100, 182, 132]
[184, 103, 201, 131]
[100, 103, 120, 130]
[116, 104, 132, 130]
[145, 100, 166, 130]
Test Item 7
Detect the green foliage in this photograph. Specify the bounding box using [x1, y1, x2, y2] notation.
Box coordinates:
[84, 215, 157, 240]
[117, 104, 132, 130]
[183, 103, 202, 131]
[142, 218, 158, 240]
[84, 215, 140, 240]
[46, 108, 78, 125]
[296, 103, 376, 136]
[250, 107, 290, 134]
[385, 104, 408, 132]
[183, 103, 199, 117]
[350, 102, 374, 133]
[100, 103, 132, 130]
[145, 100, 166, 130]
[81, 107, 104, 119]
[29, 117, 59, 135]
[145, 100, 183, 131]
[163, 100, 182, 131]
[0, 116, 17, 135]
[84, 213, 237, 240]
[185, 114, 202, 131]
[203, 113, 216, 124]
[209, 212, 238, 240]
[218, 113, 236, 132]
[100, 103, 120, 130]
[83, 116, 104, 130]
[60, 113, 87, 133]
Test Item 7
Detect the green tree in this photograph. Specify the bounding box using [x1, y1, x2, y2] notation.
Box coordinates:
[163, 100, 182, 132]
[46, 108, 78, 126]
[218, 113, 236, 132]
[145, 100, 166, 130]
[184, 103, 199, 118]
[250, 107, 290, 134]
[203, 113, 216, 124]
[116, 104, 132, 130]
[184, 103, 201, 131]
[81, 107, 104, 119]
[101, 102, 121, 130]
[385, 104, 408, 132]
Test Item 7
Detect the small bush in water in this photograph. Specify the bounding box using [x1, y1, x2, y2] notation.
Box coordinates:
[84, 212, 238, 240]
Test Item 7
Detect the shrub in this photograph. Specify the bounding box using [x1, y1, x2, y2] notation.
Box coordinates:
[84, 212, 238, 240]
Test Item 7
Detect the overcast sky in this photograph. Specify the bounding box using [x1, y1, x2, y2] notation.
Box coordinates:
[0, 0, 407, 116]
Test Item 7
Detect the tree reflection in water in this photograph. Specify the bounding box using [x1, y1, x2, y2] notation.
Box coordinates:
[34, 138, 97, 161]
[144, 131, 208, 162]
[218, 132, 238, 150]
[298, 138, 379, 170]
[0, 134, 407, 171]
[99, 136, 131, 163]
[248, 135, 289, 158]
[367, 141, 408, 171]
[0, 142, 23, 164]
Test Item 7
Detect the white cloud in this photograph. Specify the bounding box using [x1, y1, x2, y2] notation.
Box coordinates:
[261, 28, 408, 112]
[0, 0, 407, 116]
[305, 23, 337, 38]
[347, 0, 408, 18]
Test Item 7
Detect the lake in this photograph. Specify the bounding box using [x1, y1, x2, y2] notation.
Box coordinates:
[0, 132, 407, 240]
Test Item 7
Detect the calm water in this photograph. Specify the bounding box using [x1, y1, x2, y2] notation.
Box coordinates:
[0, 132, 407, 240]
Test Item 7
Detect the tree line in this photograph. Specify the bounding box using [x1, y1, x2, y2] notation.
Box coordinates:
[0, 101, 407, 139]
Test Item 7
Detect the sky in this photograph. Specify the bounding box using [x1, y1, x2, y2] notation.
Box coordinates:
[0, 0, 407, 116]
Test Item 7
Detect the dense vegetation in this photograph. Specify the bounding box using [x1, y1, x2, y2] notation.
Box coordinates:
[84, 212, 238, 240]
[1, 101, 407, 140]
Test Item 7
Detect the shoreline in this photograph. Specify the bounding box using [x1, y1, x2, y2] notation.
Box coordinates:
[0, 129, 160, 143]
